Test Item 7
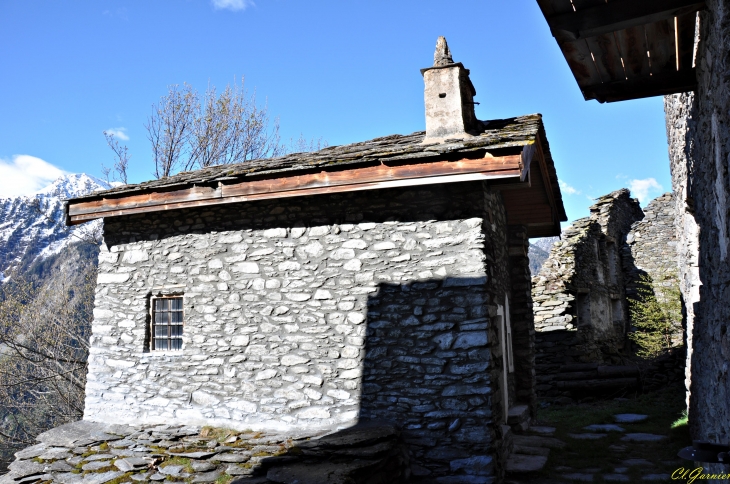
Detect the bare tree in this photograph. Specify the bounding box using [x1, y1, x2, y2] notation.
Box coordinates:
[287, 133, 329, 154]
[145, 83, 198, 178]
[101, 131, 130, 184]
[142, 78, 322, 179]
[183, 79, 286, 170]
[0, 255, 95, 463]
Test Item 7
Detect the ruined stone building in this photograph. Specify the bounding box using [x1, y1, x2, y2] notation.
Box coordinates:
[537, 2, 730, 463]
[64, 39, 567, 481]
[532, 190, 643, 395]
[532, 190, 680, 398]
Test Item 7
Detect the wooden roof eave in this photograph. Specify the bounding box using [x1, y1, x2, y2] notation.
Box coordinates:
[546, 0, 706, 41]
[66, 154, 527, 225]
[537, 0, 705, 103]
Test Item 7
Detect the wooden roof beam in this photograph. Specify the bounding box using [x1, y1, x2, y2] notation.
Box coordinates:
[581, 67, 697, 103]
[547, 0, 705, 41]
[66, 155, 524, 224]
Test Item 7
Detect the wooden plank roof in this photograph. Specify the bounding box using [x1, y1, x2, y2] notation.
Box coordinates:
[538, 0, 704, 103]
[66, 114, 567, 237]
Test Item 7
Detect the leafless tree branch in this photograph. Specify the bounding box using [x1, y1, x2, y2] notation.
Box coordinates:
[102, 131, 130, 184]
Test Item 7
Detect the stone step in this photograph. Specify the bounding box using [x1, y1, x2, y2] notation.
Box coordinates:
[613, 414, 648, 424]
[568, 433, 608, 440]
[508, 405, 530, 432]
[528, 426, 556, 435]
[583, 424, 625, 433]
[620, 433, 667, 442]
[513, 434, 567, 449]
[513, 444, 551, 456]
[505, 454, 548, 474]
[561, 472, 594, 482]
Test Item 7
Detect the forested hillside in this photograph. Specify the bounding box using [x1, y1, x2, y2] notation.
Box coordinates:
[0, 175, 104, 470]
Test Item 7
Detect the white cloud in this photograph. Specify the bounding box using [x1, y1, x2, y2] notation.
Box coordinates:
[0, 155, 67, 198]
[629, 177, 663, 204]
[105, 127, 129, 141]
[211, 0, 255, 11]
[559, 180, 580, 196]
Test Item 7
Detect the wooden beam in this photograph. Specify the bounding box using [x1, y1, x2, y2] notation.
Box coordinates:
[67, 155, 523, 224]
[548, 0, 705, 41]
[520, 143, 536, 181]
[581, 67, 697, 103]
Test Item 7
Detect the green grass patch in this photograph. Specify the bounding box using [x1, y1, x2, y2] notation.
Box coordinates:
[105, 472, 133, 484]
[200, 426, 239, 443]
[160, 456, 194, 473]
[671, 409, 688, 429]
[214, 474, 233, 484]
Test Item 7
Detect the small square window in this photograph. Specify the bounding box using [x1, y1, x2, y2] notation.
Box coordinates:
[152, 296, 184, 351]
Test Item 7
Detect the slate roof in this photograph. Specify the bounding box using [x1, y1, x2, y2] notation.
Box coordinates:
[73, 113, 563, 219]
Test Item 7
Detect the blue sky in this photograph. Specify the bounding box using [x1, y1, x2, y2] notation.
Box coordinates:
[0, 0, 671, 226]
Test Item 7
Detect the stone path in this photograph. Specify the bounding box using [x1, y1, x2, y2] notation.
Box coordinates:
[505, 428, 564, 476]
[506, 412, 679, 483]
[0, 420, 410, 484]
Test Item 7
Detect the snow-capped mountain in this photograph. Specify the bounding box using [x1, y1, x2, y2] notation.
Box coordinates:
[0, 173, 111, 279]
[528, 236, 560, 276]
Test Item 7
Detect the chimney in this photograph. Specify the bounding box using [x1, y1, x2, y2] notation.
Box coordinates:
[421, 37, 478, 143]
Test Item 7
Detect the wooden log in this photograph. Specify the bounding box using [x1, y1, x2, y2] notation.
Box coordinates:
[556, 377, 638, 390]
[597, 366, 640, 377]
[559, 363, 599, 372]
[554, 371, 600, 381]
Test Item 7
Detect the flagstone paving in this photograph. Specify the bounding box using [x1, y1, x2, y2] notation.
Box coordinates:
[0, 420, 410, 484]
[506, 384, 692, 484]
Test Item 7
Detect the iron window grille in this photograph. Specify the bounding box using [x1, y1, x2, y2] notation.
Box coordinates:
[151, 296, 183, 351]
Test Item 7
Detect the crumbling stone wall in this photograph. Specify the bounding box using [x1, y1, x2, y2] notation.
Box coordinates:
[532, 190, 643, 396]
[664, 0, 730, 456]
[87, 182, 525, 479]
[624, 193, 683, 350]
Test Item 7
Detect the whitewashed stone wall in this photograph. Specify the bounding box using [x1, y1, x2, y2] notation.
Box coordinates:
[86, 182, 514, 479]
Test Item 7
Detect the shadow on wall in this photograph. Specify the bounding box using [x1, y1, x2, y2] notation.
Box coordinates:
[255, 277, 498, 483]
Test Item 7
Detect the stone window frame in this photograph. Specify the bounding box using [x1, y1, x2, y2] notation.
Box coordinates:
[149, 293, 185, 352]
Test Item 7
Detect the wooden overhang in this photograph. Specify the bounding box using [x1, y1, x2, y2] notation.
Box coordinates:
[66, 114, 567, 238]
[537, 0, 705, 103]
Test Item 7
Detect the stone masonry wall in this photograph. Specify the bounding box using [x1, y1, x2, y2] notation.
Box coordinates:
[664, 1, 730, 459]
[87, 182, 513, 479]
[624, 193, 683, 348]
[665, 93, 701, 414]
[625, 193, 678, 294]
